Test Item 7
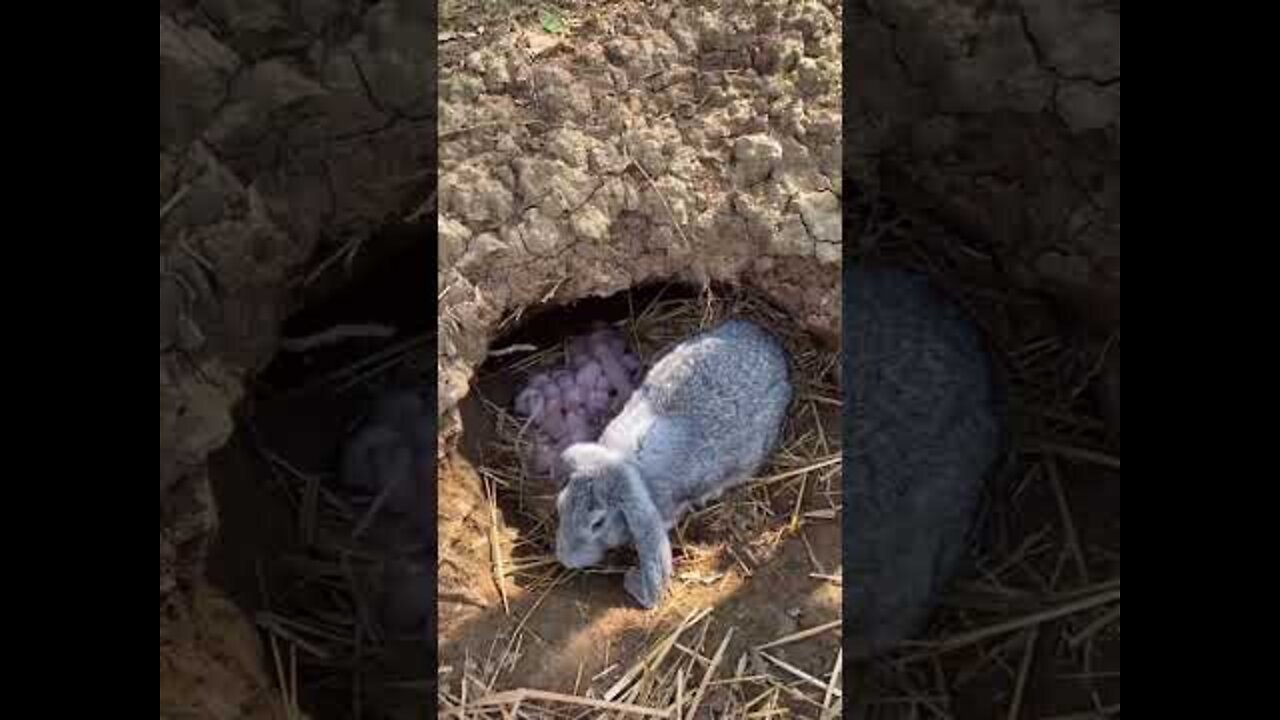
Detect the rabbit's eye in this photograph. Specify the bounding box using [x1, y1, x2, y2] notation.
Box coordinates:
[590, 515, 606, 532]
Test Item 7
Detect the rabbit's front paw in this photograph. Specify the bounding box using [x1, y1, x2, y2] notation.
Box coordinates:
[624, 567, 664, 609]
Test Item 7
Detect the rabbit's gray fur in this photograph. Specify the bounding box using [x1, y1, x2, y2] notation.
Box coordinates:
[555, 318, 793, 609]
[845, 266, 1005, 660]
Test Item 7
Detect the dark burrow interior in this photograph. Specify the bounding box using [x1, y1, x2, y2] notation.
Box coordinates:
[205, 232, 435, 719]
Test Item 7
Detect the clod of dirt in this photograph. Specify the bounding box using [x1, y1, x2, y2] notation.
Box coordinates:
[732, 134, 784, 187]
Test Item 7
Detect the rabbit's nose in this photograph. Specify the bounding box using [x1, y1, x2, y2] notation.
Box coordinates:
[556, 543, 593, 569]
[555, 549, 579, 569]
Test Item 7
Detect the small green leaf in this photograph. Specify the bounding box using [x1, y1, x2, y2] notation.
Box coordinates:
[539, 8, 566, 34]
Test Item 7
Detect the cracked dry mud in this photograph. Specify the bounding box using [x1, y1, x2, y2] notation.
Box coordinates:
[436, 0, 844, 422]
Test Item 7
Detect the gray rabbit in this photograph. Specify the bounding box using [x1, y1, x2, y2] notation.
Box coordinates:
[553, 318, 793, 609]
[845, 266, 1006, 660]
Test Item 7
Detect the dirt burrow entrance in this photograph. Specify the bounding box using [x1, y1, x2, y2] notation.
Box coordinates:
[439, 283, 843, 710]
[436, 0, 844, 713]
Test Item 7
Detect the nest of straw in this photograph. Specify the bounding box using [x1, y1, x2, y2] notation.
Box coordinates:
[444, 284, 845, 718]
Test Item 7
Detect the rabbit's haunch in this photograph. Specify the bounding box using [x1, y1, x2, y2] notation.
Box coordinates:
[513, 326, 643, 476]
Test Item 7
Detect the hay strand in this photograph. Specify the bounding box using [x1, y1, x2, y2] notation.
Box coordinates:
[757, 652, 841, 697]
[460, 688, 673, 717]
[753, 620, 842, 652]
[683, 627, 734, 720]
[933, 587, 1120, 652]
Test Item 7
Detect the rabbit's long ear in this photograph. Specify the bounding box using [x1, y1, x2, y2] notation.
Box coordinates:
[612, 466, 672, 609]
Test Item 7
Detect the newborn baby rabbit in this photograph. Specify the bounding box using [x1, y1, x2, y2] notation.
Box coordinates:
[845, 266, 1006, 660]
[554, 318, 793, 609]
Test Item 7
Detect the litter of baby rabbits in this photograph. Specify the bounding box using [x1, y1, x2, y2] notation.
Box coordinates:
[444, 283, 844, 718]
[510, 324, 644, 478]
